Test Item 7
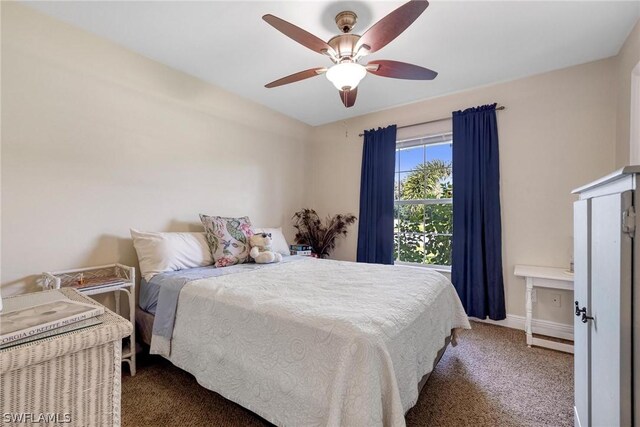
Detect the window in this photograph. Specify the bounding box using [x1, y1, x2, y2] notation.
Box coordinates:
[394, 132, 453, 268]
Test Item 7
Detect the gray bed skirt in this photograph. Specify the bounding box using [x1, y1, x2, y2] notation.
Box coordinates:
[136, 306, 155, 347]
[417, 334, 450, 395]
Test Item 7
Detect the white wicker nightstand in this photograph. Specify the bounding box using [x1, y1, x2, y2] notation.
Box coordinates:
[41, 264, 137, 376]
[0, 288, 132, 427]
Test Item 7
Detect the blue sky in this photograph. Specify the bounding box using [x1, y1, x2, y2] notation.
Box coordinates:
[395, 142, 453, 198]
[396, 143, 453, 172]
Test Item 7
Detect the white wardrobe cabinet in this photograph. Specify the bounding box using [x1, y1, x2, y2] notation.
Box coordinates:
[573, 166, 637, 427]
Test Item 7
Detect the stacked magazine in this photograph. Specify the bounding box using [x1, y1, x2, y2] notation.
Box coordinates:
[290, 244, 313, 256]
[0, 290, 103, 349]
[69, 274, 125, 291]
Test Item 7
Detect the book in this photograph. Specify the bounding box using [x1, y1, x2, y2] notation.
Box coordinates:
[68, 275, 125, 291]
[0, 317, 102, 350]
[290, 244, 312, 251]
[1, 299, 104, 345]
[291, 250, 313, 256]
[3, 289, 68, 312]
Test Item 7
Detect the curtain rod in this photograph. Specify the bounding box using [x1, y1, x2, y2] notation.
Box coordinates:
[357, 105, 506, 137]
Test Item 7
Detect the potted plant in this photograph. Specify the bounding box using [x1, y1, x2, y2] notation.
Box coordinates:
[292, 209, 357, 259]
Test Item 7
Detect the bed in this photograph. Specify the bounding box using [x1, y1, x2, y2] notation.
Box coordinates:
[136, 256, 470, 426]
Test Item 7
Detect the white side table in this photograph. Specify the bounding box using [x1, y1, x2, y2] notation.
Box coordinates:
[41, 264, 136, 376]
[514, 265, 574, 354]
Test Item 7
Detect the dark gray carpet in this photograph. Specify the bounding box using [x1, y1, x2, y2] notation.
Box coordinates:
[122, 321, 573, 426]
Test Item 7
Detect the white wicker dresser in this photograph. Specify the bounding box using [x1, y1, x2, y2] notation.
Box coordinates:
[0, 288, 132, 427]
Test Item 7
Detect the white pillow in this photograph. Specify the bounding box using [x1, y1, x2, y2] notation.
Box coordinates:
[130, 229, 213, 281]
[252, 227, 290, 256]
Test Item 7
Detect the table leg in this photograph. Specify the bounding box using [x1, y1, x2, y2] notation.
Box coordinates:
[525, 278, 533, 347]
[114, 290, 120, 315]
[116, 287, 136, 376]
[128, 286, 136, 376]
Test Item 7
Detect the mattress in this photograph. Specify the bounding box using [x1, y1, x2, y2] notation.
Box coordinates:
[138, 277, 160, 315]
[150, 257, 469, 426]
[139, 265, 220, 315]
[135, 305, 450, 403]
[139, 257, 300, 316]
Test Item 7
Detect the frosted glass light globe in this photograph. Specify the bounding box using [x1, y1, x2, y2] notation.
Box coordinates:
[326, 62, 367, 91]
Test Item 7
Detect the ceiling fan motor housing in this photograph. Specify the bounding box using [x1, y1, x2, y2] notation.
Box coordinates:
[328, 34, 361, 60]
[335, 11, 357, 33]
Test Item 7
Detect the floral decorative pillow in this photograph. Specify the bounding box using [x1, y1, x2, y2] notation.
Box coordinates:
[199, 215, 254, 267]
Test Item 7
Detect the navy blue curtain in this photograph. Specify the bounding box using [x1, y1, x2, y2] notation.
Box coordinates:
[357, 125, 397, 264]
[451, 104, 506, 320]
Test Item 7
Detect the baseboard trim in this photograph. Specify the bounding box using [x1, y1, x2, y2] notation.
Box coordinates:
[470, 314, 574, 341]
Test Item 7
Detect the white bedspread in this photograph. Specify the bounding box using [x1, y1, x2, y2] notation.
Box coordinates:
[166, 258, 470, 427]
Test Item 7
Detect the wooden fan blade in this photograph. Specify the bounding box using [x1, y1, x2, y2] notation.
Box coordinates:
[265, 68, 327, 88]
[367, 60, 437, 80]
[339, 87, 358, 108]
[263, 14, 334, 56]
[356, 0, 429, 54]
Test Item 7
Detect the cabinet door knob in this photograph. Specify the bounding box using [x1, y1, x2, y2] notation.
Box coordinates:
[581, 312, 594, 323]
[574, 300, 586, 316]
[575, 301, 593, 323]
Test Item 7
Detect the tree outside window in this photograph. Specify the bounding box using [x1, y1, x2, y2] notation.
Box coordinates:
[394, 137, 453, 267]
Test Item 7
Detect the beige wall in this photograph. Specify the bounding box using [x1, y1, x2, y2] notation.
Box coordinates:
[309, 58, 618, 325]
[0, 3, 633, 330]
[615, 19, 640, 167]
[1, 4, 311, 296]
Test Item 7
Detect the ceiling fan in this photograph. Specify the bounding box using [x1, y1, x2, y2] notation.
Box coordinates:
[263, 0, 437, 108]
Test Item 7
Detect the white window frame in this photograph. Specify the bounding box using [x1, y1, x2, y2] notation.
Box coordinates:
[394, 133, 453, 272]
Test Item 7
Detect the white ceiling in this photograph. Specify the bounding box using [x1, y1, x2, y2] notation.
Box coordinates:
[23, 1, 640, 126]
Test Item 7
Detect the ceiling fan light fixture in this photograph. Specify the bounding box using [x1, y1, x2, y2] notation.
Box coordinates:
[326, 62, 367, 91]
[263, 0, 434, 108]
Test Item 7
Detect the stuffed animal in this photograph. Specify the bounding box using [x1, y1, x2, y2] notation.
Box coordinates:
[249, 232, 283, 264]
